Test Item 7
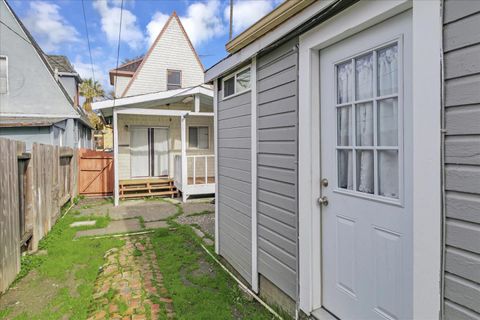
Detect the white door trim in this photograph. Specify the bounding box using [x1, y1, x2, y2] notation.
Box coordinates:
[298, 0, 442, 317]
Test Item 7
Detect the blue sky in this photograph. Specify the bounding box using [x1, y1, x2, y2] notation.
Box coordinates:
[9, 0, 280, 92]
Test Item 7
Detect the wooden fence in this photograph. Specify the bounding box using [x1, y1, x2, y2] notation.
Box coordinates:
[0, 138, 76, 293]
[78, 149, 113, 196]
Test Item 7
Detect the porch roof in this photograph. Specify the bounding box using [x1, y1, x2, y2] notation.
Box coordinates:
[92, 85, 213, 117]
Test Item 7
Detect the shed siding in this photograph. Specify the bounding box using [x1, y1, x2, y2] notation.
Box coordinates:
[256, 39, 298, 299]
[217, 89, 252, 283]
[443, 1, 480, 318]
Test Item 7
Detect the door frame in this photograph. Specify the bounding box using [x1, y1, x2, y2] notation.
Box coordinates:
[129, 125, 170, 178]
[297, 0, 442, 318]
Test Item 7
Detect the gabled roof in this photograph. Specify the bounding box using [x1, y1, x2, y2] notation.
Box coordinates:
[108, 57, 144, 85]
[2, 0, 89, 124]
[46, 55, 76, 73]
[120, 11, 204, 97]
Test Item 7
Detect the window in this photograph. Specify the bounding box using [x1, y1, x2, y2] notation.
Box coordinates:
[167, 69, 181, 90]
[189, 126, 209, 149]
[336, 43, 400, 199]
[0, 56, 8, 94]
[222, 66, 251, 98]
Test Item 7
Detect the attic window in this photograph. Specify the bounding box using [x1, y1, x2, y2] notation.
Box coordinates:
[167, 69, 181, 90]
[222, 66, 251, 99]
[0, 56, 8, 94]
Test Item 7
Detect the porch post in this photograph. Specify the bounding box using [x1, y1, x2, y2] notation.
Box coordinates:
[113, 109, 119, 206]
[181, 115, 188, 202]
[194, 94, 200, 113]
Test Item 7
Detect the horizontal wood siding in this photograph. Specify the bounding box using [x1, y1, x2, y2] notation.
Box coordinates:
[443, 1, 480, 318]
[217, 88, 252, 284]
[256, 39, 298, 299]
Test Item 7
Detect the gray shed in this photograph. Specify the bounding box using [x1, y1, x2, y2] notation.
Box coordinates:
[206, 0, 480, 319]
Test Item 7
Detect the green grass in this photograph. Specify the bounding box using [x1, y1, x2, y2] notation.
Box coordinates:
[1, 212, 122, 320]
[150, 226, 274, 320]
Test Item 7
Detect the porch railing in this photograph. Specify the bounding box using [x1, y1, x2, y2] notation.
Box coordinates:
[174, 154, 215, 191]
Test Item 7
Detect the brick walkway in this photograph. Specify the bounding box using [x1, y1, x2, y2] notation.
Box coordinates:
[88, 236, 175, 320]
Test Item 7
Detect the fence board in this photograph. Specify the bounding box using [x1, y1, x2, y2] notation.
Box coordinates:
[0, 138, 76, 293]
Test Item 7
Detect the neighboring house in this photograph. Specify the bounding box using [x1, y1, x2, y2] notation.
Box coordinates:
[94, 12, 214, 205]
[206, 0, 479, 319]
[0, 0, 93, 150]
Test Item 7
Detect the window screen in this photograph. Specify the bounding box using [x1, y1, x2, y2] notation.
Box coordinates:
[189, 127, 209, 149]
[167, 69, 181, 90]
[0, 56, 7, 94]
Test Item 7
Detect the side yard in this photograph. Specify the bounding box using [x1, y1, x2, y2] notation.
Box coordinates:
[0, 198, 274, 320]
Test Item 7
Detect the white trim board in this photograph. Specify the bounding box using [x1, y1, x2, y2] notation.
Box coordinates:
[213, 79, 220, 254]
[250, 56, 258, 293]
[298, 0, 441, 317]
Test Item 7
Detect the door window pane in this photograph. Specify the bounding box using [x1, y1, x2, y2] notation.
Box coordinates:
[378, 150, 399, 198]
[337, 61, 353, 104]
[355, 53, 373, 100]
[378, 98, 398, 146]
[198, 127, 209, 149]
[337, 106, 352, 146]
[355, 102, 373, 146]
[356, 150, 374, 194]
[377, 45, 398, 96]
[189, 127, 198, 148]
[338, 150, 353, 190]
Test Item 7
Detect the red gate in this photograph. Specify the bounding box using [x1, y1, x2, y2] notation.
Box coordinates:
[78, 149, 113, 196]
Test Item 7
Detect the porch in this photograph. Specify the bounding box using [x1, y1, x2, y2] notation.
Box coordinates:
[92, 86, 215, 205]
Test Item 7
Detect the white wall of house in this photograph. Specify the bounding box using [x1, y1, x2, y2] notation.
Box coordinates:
[117, 113, 214, 180]
[113, 76, 131, 98]
[122, 15, 204, 97]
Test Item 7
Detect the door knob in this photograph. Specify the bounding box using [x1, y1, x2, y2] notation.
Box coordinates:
[321, 178, 329, 187]
[318, 196, 329, 206]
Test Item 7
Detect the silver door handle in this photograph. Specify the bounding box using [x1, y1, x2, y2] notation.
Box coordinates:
[318, 196, 329, 206]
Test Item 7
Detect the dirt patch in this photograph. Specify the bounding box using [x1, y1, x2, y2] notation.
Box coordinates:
[191, 258, 216, 278]
[0, 270, 59, 318]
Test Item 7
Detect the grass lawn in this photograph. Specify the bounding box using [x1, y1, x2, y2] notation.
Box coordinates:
[0, 201, 276, 320]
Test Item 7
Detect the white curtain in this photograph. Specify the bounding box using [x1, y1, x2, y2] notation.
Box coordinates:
[337, 62, 352, 103]
[154, 128, 169, 176]
[356, 103, 374, 194]
[379, 151, 399, 198]
[378, 45, 398, 96]
[131, 127, 149, 177]
[356, 54, 374, 194]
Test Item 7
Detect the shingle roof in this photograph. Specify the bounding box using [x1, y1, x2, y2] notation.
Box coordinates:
[0, 117, 67, 127]
[46, 55, 77, 73]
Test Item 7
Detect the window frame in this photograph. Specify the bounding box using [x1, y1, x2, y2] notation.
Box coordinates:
[187, 125, 210, 150]
[222, 65, 251, 100]
[333, 38, 404, 206]
[0, 55, 8, 94]
[166, 69, 182, 90]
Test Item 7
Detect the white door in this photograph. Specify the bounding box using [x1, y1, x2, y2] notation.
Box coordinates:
[130, 127, 149, 177]
[320, 12, 412, 319]
[153, 128, 169, 176]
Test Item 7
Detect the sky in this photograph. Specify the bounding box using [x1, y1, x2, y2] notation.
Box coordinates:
[9, 0, 282, 93]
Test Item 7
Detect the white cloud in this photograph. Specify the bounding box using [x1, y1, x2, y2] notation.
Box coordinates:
[93, 0, 144, 50]
[147, 0, 225, 47]
[23, 1, 80, 52]
[224, 0, 275, 34]
[146, 12, 170, 46]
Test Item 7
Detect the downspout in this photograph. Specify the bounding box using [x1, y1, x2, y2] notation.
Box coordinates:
[439, 0, 446, 318]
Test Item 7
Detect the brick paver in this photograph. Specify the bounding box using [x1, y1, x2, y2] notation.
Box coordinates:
[88, 236, 175, 320]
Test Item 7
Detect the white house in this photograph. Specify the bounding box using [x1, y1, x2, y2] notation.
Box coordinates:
[94, 12, 214, 205]
[205, 0, 480, 319]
